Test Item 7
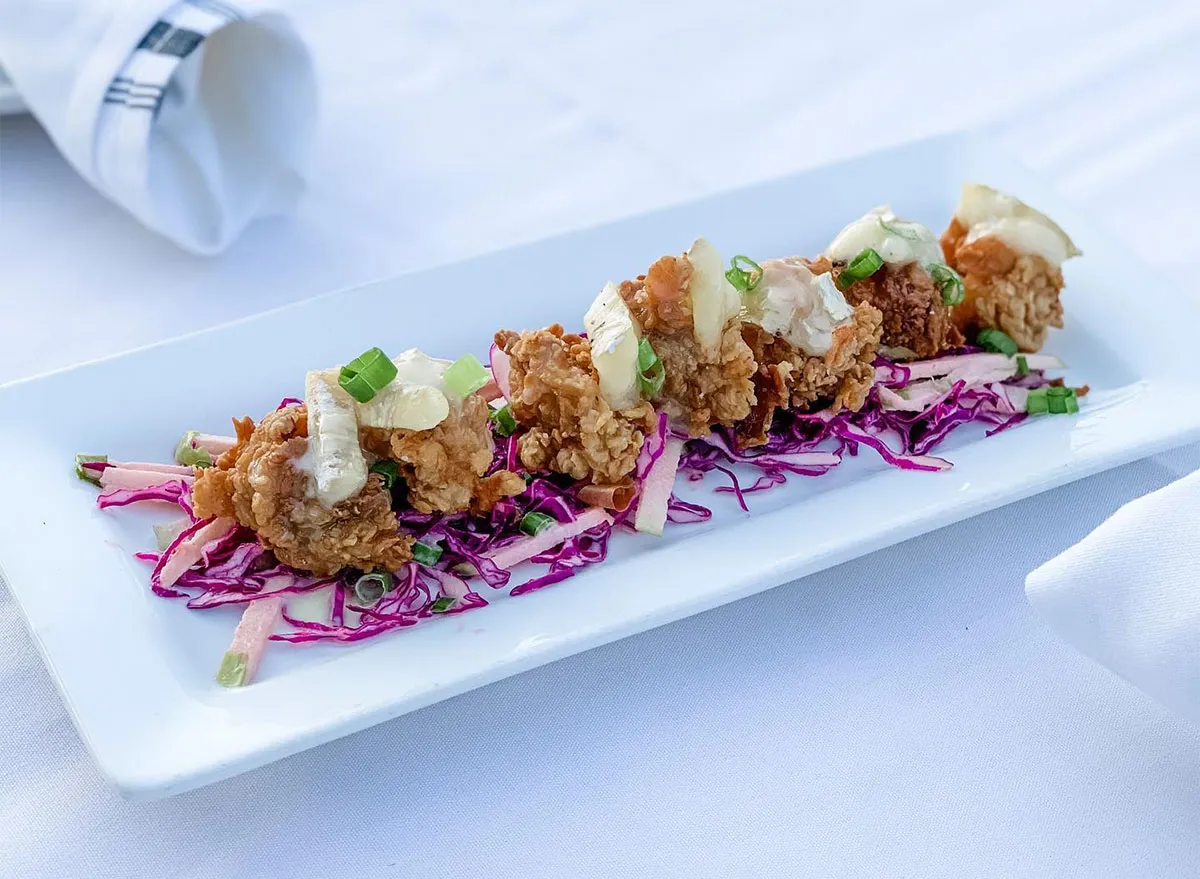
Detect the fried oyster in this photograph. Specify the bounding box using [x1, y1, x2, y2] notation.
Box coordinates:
[940, 182, 1081, 352]
[494, 323, 657, 485]
[192, 405, 412, 577]
[617, 238, 756, 436]
[736, 257, 882, 446]
[360, 392, 524, 516]
[817, 206, 964, 359]
[193, 350, 524, 576]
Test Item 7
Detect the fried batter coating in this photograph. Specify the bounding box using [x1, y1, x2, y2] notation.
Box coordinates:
[618, 254, 756, 436]
[192, 406, 412, 576]
[360, 394, 524, 516]
[941, 217, 1065, 352]
[494, 324, 657, 484]
[736, 303, 882, 447]
[808, 256, 962, 360]
[619, 252, 694, 332]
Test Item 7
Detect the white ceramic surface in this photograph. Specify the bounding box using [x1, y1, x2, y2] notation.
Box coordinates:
[1, 133, 1196, 800]
[0, 64, 23, 115]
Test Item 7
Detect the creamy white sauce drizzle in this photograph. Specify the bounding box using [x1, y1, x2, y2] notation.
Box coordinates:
[355, 349, 452, 430]
[826, 205, 943, 268]
[742, 257, 854, 356]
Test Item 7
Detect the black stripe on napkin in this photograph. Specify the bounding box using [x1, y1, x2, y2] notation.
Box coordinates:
[106, 79, 164, 98]
[137, 21, 205, 59]
[187, 0, 244, 21]
[102, 95, 165, 112]
[103, 79, 166, 113]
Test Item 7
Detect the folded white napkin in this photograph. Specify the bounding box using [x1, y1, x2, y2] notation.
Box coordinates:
[0, 0, 317, 254]
[1026, 469, 1200, 723]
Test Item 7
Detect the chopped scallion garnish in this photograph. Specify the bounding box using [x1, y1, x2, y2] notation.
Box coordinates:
[430, 596, 455, 613]
[353, 571, 394, 605]
[339, 347, 398, 404]
[1016, 355, 1030, 377]
[637, 337, 665, 397]
[370, 460, 399, 490]
[725, 255, 764, 293]
[976, 328, 1018, 356]
[412, 540, 443, 566]
[1026, 387, 1079, 415]
[173, 431, 213, 468]
[490, 403, 518, 437]
[444, 354, 490, 398]
[520, 511, 556, 536]
[74, 454, 107, 485]
[1054, 394, 1080, 415]
[836, 248, 884, 290]
[929, 262, 964, 306]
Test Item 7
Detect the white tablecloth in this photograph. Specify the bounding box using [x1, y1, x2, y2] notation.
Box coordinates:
[3, 2, 1200, 876]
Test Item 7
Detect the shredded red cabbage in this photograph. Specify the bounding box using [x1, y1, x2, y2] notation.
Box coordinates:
[96, 480, 189, 510]
[678, 357, 1051, 506]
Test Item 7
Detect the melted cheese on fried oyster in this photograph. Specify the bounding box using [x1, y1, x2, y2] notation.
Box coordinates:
[585, 282, 642, 410]
[686, 236, 742, 358]
[355, 349, 452, 429]
[826, 205, 943, 268]
[302, 370, 369, 507]
[954, 183, 1080, 267]
[741, 257, 854, 356]
[301, 349, 458, 507]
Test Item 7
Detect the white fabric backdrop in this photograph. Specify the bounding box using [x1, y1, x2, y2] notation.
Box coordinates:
[3, 1, 1200, 876]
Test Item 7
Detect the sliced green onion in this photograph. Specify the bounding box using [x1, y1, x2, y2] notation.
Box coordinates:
[836, 248, 884, 290]
[339, 347, 398, 404]
[637, 337, 666, 397]
[1016, 355, 1030, 377]
[370, 460, 400, 490]
[215, 651, 248, 688]
[725, 255, 764, 292]
[353, 571, 394, 605]
[444, 354, 490, 398]
[173, 431, 213, 468]
[976, 328, 1018, 356]
[1026, 387, 1078, 415]
[430, 596, 455, 613]
[1058, 394, 1080, 415]
[490, 403, 518, 437]
[878, 217, 922, 241]
[74, 454, 107, 485]
[520, 511, 556, 536]
[929, 262, 964, 306]
[412, 540, 443, 566]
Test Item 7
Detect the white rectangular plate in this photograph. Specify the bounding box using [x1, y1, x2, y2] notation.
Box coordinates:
[2, 133, 1196, 800]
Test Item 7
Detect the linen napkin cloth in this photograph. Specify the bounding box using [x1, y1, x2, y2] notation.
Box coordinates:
[1026, 469, 1200, 723]
[0, 0, 317, 254]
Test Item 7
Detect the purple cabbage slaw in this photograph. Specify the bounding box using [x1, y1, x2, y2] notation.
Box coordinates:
[113, 416, 660, 645]
[677, 356, 1057, 510]
[98, 354, 1061, 647]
